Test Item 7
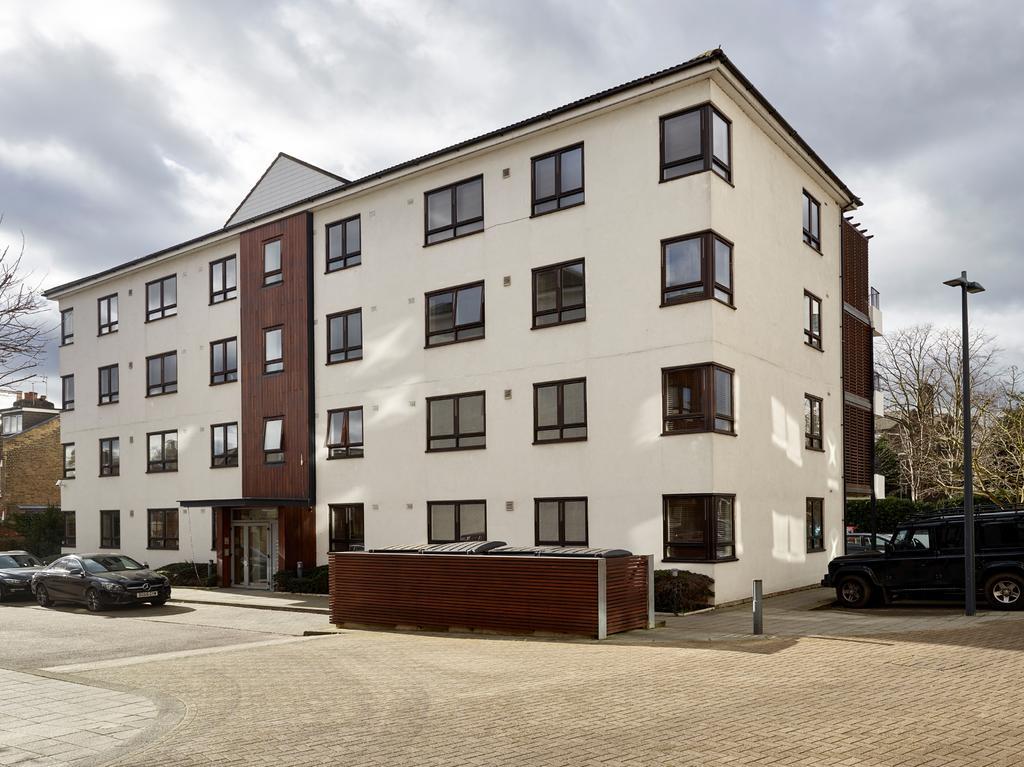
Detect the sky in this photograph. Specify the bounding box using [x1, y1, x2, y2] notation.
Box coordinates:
[1, 0, 1022, 405]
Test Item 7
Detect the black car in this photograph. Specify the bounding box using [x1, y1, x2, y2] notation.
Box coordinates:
[823, 508, 1024, 610]
[32, 553, 171, 612]
[0, 550, 44, 601]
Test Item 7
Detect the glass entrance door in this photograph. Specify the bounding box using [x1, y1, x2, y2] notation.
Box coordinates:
[231, 523, 274, 588]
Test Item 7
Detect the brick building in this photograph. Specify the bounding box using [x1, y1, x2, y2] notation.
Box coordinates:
[0, 392, 62, 522]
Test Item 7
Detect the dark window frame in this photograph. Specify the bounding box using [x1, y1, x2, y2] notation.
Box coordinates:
[534, 497, 589, 547]
[661, 230, 734, 308]
[209, 337, 238, 385]
[145, 274, 177, 322]
[807, 497, 825, 553]
[329, 503, 365, 552]
[263, 237, 283, 286]
[62, 510, 76, 548]
[263, 416, 285, 464]
[210, 422, 238, 468]
[62, 442, 75, 479]
[426, 391, 486, 452]
[532, 259, 586, 329]
[100, 510, 120, 549]
[326, 309, 363, 364]
[662, 494, 737, 563]
[99, 436, 120, 477]
[60, 308, 74, 346]
[423, 175, 484, 246]
[805, 394, 824, 451]
[804, 290, 823, 350]
[424, 281, 485, 348]
[209, 254, 238, 304]
[147, 429, 179, 473]
[661, 363, 735, 436]
[146, 351, 177, 396]
[802, 190, 821, 252]
[326, 407, 364, 459]
[61, 374, 75, 412]
[533, 378, 588, 444]
[147, 508, 179, 550]
[98, 364, 119, 405]
[659, 102, 732, 183]
[427, 500, 488, 544]
[263, 327, 283, 374]
[531, 143, 585, 217]
[97, 293, 118, 336]
[326, 215, 362, 272]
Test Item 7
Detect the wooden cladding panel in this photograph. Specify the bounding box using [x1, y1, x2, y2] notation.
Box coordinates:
[604, 557, 650, 635]
[239, 212, 313, 500]
[842, 218, 870, 314]
[329, 553, 650, 637]
[277, 506, 317, 572]
[843, 316, 873, 401]
[844, 403, 873, 491]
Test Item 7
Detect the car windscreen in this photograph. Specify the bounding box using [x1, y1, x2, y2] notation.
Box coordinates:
[0, 554, 41, 568]
[890, 528, 932, 550]
[82, 556, 145, 573]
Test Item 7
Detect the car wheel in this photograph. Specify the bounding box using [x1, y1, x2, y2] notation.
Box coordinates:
[835, 575, 873, 609]
[35, 584, 53, 608]
[149, 597, 167, 607]
[985, 573, 1024, 611]
[0, 583, 6, 603]
[85, 588, 104, 612]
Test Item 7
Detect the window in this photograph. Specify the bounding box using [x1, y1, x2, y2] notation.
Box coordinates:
[62, 511, 76, 548]
[807, 498, 824, 552]
[146, 352, 177, 396]
[100, 510, 120, 549]
[535, 498, 588, 546]
[428, 501, 487, 543]
[663, 495, 735, 562]
[425, 282, 484, 347]
[804, 291, 823, 350]
[424, 176, 483, 244]
[427, 392, 485, 451]
[148, 508, 179, 550]
[98, 364, 119, 404]
[99, 437, 120, 477]
[146, 275, 177, 321]
[264, 327, 283, 373]
[327, 310, 362, 363]
[327, 407, 364, 459]
[61, 375, 75, 411]
[532, 260, 585, 328]
[211, 422, 238, 468]
[661, 231, 733, 306]
[979, 520, 1024, 549]
[532, 144, 584, 215]
[534, 378, 587, 443]
[210, 255, 237, 304]
[147, 430, 178, 473]
[1, 413, 22, 435]
[62, 443, 75, 479]
[264, 417, 284, 463]
[210, 338, 238, 385]
[804, 394, 823, 450]
[97, 294, 118, 335]
[264, 239, 282, 285]
[802, 191, 821, 251]
[662, 364, 734, 434]
[329, 504, 365, 552]
[660, 103, 731, 182]
[326, 215, 361, 272]
[60, 308, 74, 345]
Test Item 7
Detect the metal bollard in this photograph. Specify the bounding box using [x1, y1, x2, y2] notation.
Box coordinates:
[297, 561, 304, 579]
[752, 579, 764, 635]
[207, 559, 213, 579]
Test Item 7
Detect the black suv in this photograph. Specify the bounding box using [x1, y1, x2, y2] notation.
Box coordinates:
[823, 508, 1024, 610]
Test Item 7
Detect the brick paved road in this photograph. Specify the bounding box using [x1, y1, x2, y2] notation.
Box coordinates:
[73, 617, 1024, 767]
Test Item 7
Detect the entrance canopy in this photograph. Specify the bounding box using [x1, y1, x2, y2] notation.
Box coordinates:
[177, 497, 311, 508]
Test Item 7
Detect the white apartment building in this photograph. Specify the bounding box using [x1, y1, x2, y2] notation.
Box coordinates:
[44, 49, 879, 603]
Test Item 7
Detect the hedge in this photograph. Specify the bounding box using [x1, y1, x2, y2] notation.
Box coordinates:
[653, 569, 714, 614]
[273, 565, 329, 594]
[845, 496, 998, 534]
[157, 561, 219, 587]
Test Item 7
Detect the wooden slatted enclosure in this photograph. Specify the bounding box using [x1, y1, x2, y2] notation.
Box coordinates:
[329, 552, 653, 638]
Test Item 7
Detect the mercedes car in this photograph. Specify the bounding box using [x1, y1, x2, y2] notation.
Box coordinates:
[32, 553, 171, 611]
[0, 550, 44, 602]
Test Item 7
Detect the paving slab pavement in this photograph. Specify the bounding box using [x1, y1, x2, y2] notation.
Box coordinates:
[168, 587, 328, 614]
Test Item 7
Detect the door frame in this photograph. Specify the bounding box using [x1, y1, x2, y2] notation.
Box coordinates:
[230, 521, 277, 589]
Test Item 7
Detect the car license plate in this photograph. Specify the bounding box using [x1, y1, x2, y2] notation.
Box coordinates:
[136, 591, 158, 598]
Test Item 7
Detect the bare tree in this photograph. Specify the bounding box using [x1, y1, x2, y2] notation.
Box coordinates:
[975, 367, 1024, 505]
[0, 216, 48, 389]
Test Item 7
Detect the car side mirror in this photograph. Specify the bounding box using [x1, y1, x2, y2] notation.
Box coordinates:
[68, 566, 84, 576]
[143, 562, 149, 569]
[884, 543, 893, 554]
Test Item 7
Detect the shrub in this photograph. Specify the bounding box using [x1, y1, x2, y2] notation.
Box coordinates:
[845, 496, 999, 534]
[273, 565, 329, 594]
[653, 569, 714, 614]
[157, 561, 219, 587]
[7, 506, 63, 558]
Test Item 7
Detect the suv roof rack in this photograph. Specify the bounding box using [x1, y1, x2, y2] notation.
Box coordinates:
[907, 504, 1024, 523]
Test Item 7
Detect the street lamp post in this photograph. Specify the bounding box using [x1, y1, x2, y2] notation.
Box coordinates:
[943, 270, 985, 616]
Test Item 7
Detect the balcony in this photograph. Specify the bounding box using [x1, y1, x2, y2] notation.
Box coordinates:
[873, 372, 885, 414]
[869, 287, 883, 337]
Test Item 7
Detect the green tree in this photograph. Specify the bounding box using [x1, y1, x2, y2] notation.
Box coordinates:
[8, 505, 64, 557]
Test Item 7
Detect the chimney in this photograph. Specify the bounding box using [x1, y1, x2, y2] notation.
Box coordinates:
[23, 391, 37, 403]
